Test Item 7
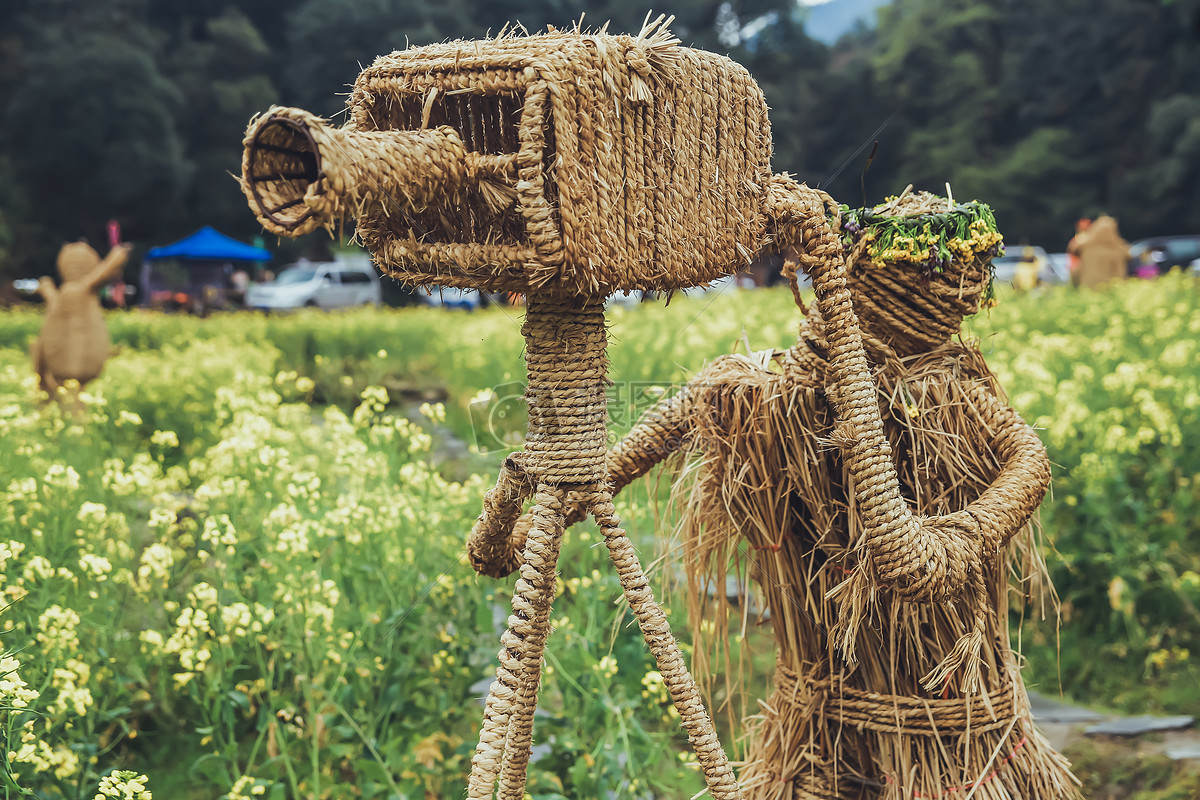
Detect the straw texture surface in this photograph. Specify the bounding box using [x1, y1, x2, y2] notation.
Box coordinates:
[677, 340, 1077, 799]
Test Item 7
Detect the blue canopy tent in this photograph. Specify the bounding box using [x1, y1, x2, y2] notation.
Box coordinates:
[141, 226, 271, 311]
[146, 226, 272, 262]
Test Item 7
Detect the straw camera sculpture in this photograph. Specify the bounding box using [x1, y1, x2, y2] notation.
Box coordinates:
[32, 241, 130, 395]
[241, 20, 1077, 799]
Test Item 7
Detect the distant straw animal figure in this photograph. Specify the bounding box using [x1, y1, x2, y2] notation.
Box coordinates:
[32, 241, 130, 395]
[504, 191, 1083, 800]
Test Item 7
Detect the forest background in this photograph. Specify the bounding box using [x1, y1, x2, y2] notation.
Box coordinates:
[1, 0, 1199, 279]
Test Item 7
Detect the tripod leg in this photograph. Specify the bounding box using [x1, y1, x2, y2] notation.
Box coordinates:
[495, 483, 582, 799]
[468, 485, 568, 800]
[589, 489, 745, 800]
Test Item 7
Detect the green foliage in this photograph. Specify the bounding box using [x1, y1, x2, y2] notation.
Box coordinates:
[5, 33, 189, 242]
[0, 309, 715, 799]
[838, 0, 1200, 245]
[968, 274, 1200, 711]
[283, 0, 477, 118]
[840, 195, 1002, 272]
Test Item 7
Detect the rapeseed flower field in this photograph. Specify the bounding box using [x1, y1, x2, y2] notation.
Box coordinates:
[0, 274, 1197, 798]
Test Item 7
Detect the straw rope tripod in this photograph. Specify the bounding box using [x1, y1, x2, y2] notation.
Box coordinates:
[465, 297, 742, 799]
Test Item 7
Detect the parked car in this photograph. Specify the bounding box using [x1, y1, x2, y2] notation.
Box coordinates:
[1044, 252, 1071, 284]
[245, 257, 381, 310]
[606, 289, 644, 309]
[1127, 235, 1200, 276]
[990, 246, 1068, 286]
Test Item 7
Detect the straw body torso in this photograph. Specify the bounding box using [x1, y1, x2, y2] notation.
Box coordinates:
[676, 331, 1079, 800]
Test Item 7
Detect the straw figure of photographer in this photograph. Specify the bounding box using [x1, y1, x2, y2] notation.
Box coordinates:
[507, 191, 1082, 800]
[236, 20, 1080, 799]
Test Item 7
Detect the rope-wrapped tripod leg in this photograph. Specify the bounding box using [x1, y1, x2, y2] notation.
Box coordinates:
[489, 484, 578, 796]
[468, 487, 568, 799]
[470, 297, 609, 799]
[589, 488, 744, 800]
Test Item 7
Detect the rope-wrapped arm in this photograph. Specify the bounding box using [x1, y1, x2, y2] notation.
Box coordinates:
[85, 244, 131, 293]
[961, 384, 1051, 557]
[767, 179, 1049, 605]
[35, 277, 58, 305]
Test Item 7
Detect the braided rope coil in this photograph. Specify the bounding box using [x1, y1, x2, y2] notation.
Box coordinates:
[521, 298, 609, 484]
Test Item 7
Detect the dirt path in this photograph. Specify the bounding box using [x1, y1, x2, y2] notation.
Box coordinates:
[1031, 692, 1200, 797]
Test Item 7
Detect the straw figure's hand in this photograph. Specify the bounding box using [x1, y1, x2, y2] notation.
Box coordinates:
[763, 174, 841, 255]
[467, 389, 693, 579]
[831, 384, 1050, 603]
[880, 383, 1053, 694]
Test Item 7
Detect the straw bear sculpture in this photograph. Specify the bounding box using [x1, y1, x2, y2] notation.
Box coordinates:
[240, 20, 1077, 799]
[32, 241, 130, 395]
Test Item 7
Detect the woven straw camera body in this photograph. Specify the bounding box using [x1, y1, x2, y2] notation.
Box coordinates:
[242, 26, 772, 297]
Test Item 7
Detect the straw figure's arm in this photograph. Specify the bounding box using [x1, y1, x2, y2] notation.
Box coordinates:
[467, 389, 693, 579]
[959, 384, 1052, 557]
[35, 276, 59, 306]
[765, 177, 1043, 607]
[31, 279, 59, 393]
[85, 244, 131, 293]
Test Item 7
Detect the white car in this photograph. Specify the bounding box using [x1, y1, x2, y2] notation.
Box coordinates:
[246, 258, 381, 310]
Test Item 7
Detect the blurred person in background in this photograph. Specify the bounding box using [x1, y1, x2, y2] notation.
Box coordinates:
[1068, 215, 1129, 289]
[1066, 217, 1091, 278]
[1134, 246, 1166, 279]
[231, 268, 250, 305]
[1014, 244, 1045, 292]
